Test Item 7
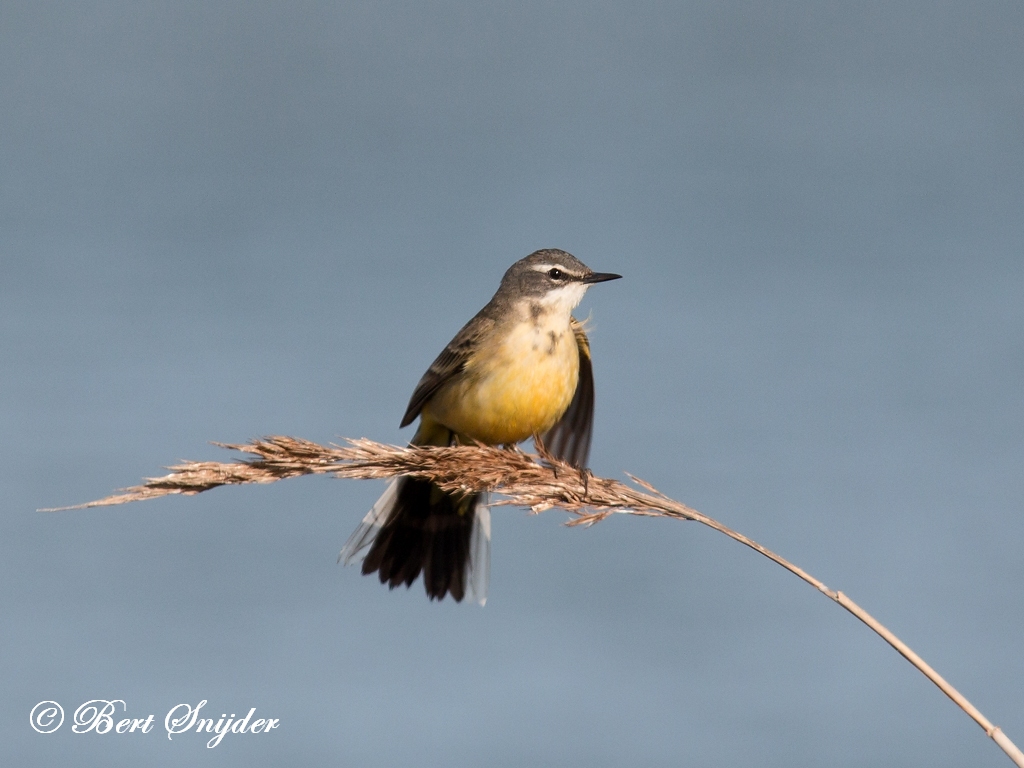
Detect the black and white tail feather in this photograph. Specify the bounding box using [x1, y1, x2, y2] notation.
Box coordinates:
[339, 479, 492, 605]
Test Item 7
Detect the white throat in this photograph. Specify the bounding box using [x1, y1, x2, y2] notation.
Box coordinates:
[537, 282, 588, 316]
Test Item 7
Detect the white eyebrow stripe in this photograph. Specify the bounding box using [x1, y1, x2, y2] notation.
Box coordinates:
[530, 263, 584, 278]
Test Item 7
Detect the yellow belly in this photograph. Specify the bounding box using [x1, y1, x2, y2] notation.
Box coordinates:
[424, 319, 579, 445]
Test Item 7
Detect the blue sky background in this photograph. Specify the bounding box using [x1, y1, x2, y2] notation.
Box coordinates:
[3, 2, 1023, 765]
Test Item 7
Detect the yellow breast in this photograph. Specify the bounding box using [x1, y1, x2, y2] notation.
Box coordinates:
[424, 313, 579, 445]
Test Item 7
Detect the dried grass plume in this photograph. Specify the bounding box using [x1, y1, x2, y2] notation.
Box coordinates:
[44, 436, 1024, 767]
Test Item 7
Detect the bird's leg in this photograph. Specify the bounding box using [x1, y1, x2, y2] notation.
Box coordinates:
[531, 434, 559, 478]
[579, 466, 591, 499]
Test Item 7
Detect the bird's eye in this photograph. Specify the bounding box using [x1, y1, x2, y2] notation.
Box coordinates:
[547, 268, 564, 280]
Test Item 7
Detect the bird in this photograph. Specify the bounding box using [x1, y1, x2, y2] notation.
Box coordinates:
[339, 249, 621, 604]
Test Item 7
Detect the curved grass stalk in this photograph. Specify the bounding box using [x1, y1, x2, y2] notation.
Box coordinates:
[43, 436, 1024, 767]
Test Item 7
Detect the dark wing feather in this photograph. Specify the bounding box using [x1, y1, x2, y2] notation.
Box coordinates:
[400, 312, 495, 428]
[539, 320, 595, 468]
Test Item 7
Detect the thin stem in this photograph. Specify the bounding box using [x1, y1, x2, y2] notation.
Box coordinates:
[639, 497, 1024, 767]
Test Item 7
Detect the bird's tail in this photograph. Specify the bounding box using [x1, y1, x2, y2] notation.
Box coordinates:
[339, 477, 491, 604]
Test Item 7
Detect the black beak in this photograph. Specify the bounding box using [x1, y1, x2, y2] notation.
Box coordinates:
[582, 272, 622, 284]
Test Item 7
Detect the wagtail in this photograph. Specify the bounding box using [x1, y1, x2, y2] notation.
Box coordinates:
[340, 249, 620, 603]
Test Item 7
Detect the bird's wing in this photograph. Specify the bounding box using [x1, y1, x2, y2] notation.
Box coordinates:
[400, 313, 495, 428]
[539, 319, 595, 468]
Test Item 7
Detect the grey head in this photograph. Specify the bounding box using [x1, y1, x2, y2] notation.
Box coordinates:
[495, 249, 621, 306]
